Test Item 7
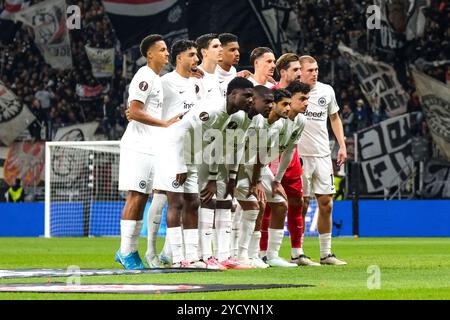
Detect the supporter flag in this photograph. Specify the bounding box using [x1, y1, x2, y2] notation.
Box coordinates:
[53, 122, 99, 141]
[3, 141, 45, 187]
[0, 81, 36, 146]
[85, 46, 115, 78]
[338, 42, 409, 117]
[186, 0, 288, 66]
[75, 84, 104, 101]
[0, 0, 24, 44]
[373, 0, 430, 50]
[412, 70, 450, 162]
[11, 0, 72, 69]
[102, 0, 188, 50]
[356, 114, 413, 194]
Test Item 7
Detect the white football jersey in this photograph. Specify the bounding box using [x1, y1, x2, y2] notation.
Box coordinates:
[120, 66, 163, 155]
[193, 66, 223, 102]
[215, 65, 237, 98]
[298, 81, 339, 157]
[248, 76, 273, 88]
[160, 71, 198, 120]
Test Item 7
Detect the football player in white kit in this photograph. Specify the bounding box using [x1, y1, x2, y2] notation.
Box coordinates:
[115, 35, 181, 270]
[145, 40, 201, 268]
[258, 84, 310, 266]
[193, 33, 229, 269]
[215, 33, 245, 259]
[234, 86, 289, 268]
[248, 47, 276, 88]
[163, 77, 255, 268]
[297, 55, 348, 265]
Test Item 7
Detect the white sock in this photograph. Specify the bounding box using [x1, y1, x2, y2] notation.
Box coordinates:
[237, 210, 258, 261]
[212, 228, 218, 258]
[319, 233, 332, 259]
[231, 205, 242, 257]
[259, 250, 267, 258]
[167, 227, 184, 264]
[146, 193, 167, 257]
[249, 231, 261, 259]
[161, 236, 172, 259]
[215, 208, 232, 261]
[291, 247, 304, 258]
[183, 228, 199, 262]
[267, 228, 284, 260]
[120, 220, 143, 256]
[198, 207, 214, 260]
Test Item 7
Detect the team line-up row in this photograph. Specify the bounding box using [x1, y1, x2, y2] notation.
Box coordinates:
[115, 32, 347, 270]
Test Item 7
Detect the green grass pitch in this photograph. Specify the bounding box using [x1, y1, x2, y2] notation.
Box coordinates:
[0, 237, 449, 300]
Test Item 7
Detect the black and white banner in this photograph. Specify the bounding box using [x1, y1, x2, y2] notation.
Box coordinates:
[85, 46, 115, 78]
[373, 0, 430, 50]
[338, 43, 409, 117]
[412, 70, 450, 162]
[423, 160, 450, 199]
[103, 0, 188, 51]
[247, 0, 301, 55]
[53, 122, 99, 141]
[357, 114, 413, 193]
[0, 81, 36, 146]
[12, 0, 72, 69]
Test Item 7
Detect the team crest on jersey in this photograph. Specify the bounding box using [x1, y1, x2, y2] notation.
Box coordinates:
[139, 181, 146, 189]
[227, 121, 238, 130]
[195, 84, 200, 94]
[139, 81, 148, 91]
[199, 112, 210, 122]
[318, 97, 326, 106]
[172, 180, 180, 189]
[291, 130, 299, 139]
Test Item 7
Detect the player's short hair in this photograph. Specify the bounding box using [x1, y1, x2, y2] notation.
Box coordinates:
[170, 39, 197, 66]
[272, 88, 292, 103]
[298, 55, 317, 66]
[218, 33, 238, 46]
[226, 77, 254, 95]
[276, 53, 299, 73]
[250, 47, 273, 66]
[285, 80, 311, 95]
[253, 85, 273, 98]
[140, 34, 164, 57]
[195, 33, 219, 53]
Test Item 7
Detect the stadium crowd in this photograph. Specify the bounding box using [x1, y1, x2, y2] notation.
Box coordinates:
[0, 0, 448, 142]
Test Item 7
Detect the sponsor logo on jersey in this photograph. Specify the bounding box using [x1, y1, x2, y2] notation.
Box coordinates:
[318, 97, 327, 106]
[207, 88, 213, 93]
[139, 81, 148, 91]
[179, 90, 185, 94]
[172, 180, 180, 189]
[199, 112, 210, 122]
[139, 180, 146, 189]
[227, 121, 238, 130]
[183, 102, 195, 109]
[304, 110, 325, 119]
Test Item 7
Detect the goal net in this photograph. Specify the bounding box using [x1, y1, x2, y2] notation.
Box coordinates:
[45, 141, 126, 237]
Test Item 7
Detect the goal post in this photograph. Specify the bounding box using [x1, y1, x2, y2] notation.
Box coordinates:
[45, 141, 125, 238]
